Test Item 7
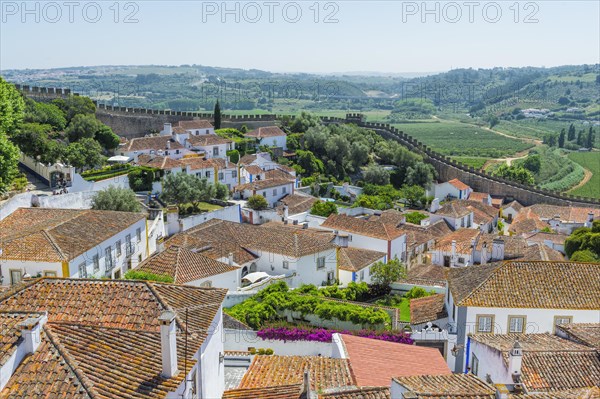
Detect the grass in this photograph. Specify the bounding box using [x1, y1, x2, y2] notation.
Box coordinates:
[392, 119, 533, 158]
[548, 73, 598, 83]
[513, 147, 585, 192]
[179, 201, 224, 214]
[452, 157, 489, 170]
[568, 152, 600, 199]
[494, 119, 580, 141]
[373, 295, 411, 322]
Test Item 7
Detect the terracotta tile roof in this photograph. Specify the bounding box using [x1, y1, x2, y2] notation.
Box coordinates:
[462, 200, 498, 220]
[165, 231, 259, 265]
[223, 313, 252, 330]
[523, 231, 568, 246]
[435, 201, 473, 218]
[402, 264, 448, 287]
[519, 243, 566, 261]
[366, 209, 406, 226]
[0, 278, 226, 335]
[188, 134, 232, 147]
[474, 235, 527, 259]
[502, 200, 524, 211]
[43, 323, 198, 399]
[265, 168, 295, 181]
[392, 374, 495, 398]
[177, 119, 213, 130]
[234, 178, 294, 192]
[508, 217, 549, 236]
[244, 165, 264, 175]
[434, 228, 480, 253]
[469, 192, 491, 203]
[398, 219, 452, 250]
[448, 261, 600, 309]
[137, 154, 183, 170]
[180, 156, 215, 170]
[120, 136, 184, 152]
[509, 387, 600, 399]
[0, 208, 145, 262]
[135, 245, 238, 284]
[277, 193, 318, 215]
[410, 294, 448, 325]
[245, 126, 286, 138]
[321, 214, 406, 240]
[556, 323, 600, 349]
[238, 154, 258, 165]
[319, 386, 390, 399]
[223, 384, 303, 399]
[448, 178, 470, 190]
[186, 219, 337, 258]
[470, 333, 600, 392]
[238, 355, 356, 391]
[527, 204, 600, 224]
[341, 334, 450, 387]
[338, 247, 386, 272]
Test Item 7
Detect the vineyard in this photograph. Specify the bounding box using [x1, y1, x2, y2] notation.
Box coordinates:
[568, 152, 600, 199]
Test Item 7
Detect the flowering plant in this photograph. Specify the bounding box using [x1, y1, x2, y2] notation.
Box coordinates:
[257, 326, 413, 345]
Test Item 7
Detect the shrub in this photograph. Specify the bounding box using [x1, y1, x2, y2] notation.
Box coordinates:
[256, 326, 413, 345]
[404, 287, 431, 300]
[123, 270, 174, 283]
[247, 194, 269, 210]
[310, 201, 338, 217]
[404, 211, 427, 225]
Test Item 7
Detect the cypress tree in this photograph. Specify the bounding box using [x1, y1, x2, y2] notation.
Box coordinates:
[558, 129, 565, 148]
[213, 100, 222, 130]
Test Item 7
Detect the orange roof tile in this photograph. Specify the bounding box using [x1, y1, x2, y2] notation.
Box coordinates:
[392, 374, 495, 398]
[340, 334, 450, 387]
[448, 178, 470, 191]
[245, 126, 286, 138]
[409, 294, 448, 325]
[338, 247, 386, 272]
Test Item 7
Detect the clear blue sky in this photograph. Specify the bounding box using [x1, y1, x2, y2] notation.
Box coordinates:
[1, 1, 599, 73]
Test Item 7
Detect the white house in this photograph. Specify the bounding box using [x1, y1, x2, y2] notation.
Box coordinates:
[320, 213, 408, 262]
[337, 246, 386, 285]
[430, 228, 481, 267]
[234, 178, 295, 208]
[523, 231, 568, 254]
[186, 134, 235, 160]
[161, 120, 215, 137]
[119, 136, 190, 162]
[468, 332, 600, 394]
[179, 219, 339, 287]
[238, 152, 279, 169]
[391, 374, 496, 399]
[430, 200, 474, 230]
[181, 157, 239, 190]
[0, 207, 159, 286]
[134, 245, 241, 291]
[468, 192, 492, 206]
[433, 179, 472, 200]
[0, 277, 228, 399]
[445, 261, 600, 373]
[500, 200, 523, 223]
[245, 126, 287, 150]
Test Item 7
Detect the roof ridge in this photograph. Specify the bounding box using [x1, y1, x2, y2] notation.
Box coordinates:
[43, 325, 97, 398]
[41, 230, 68, 260]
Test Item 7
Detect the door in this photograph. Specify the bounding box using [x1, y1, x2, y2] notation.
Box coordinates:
[443, 256, 451, 267]
[10, 270, 22, 285]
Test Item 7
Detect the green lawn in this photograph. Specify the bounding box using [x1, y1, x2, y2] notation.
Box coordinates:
[373, 295, 411, 322]
[179, 201, 223, 214]
[392, 120, 533, 158]
[568, 152, 600, 199]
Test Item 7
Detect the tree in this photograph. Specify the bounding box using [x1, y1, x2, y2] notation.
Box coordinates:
[24, 99, 66, 130]
[569, 250, 598, 262]
[568, 123, 576, 141]
[522, 154, 541, 173]
[215, 182, 229, 200]
[52, 95, 95, 122]
[95, 125, 120, 150]
[161, 172, 216, 210]
[214, 100, 222, 129]
[577, 131, 585, 146]
[296, 150, 324, 176]
[543, 134, 557, 147]
[64, 138, 104, 169]
[91, 186, 141, 212]
[66, 114, 99, 142]
[247, 194, 268, 210]
[405, 162, 435, 187]
[289, 111, 321, 133]
[558, 128, 566, 148]
[558, 97, 570, 105]
[350, 141, 370, 169]
[11, 123, 53, 159]
[399, 185, 426, 208]
[492, 164, 535, 185]
[363, 164, 390, 186]
[587, 127, 595, 149]
[487, 114, 499, 128]
[0, 77, 25, 136]
[0, 133, 20, 194]
[370, 258, 406, 287]
[310, 201, 338, 217]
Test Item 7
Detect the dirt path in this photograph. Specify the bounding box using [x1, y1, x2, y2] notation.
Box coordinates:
[567, 167, 593, 193]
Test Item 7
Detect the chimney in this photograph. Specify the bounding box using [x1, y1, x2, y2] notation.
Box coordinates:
[159, 310, 178, 378]
[451, 240, 457, 267]
[293, 220, 298, 225]
[430, 198, 440, 213]
[509, 341, 523, 383]
[19, 316, 44, 354]
[228, 252, 234, 266]
[481, 242, 488, 265]
[495, 384, 510, 399]
[283, 205, 289, 220]
[335, 233, 349, 248]
[166, 141, 171, 150]
[300, 370, 312, 399]
[585, 211, 594, 228]
[492, 238, 505, 261]
[162, 123, 173, 136]
[302, 223, 309, 229]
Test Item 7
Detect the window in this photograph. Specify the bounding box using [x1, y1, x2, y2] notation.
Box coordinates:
[327, 271, 335, 282]
[458, 257, 465, 264]
[213, 147, 219, 156]
[44, 271, 57, 277]
[136, 228, 142, 242]
[360, 270, 365, 281]
[283, 261, 289, 269]
[125, 234, 132, 256]
[105, 247, 113, 272]
[78, 263, 87, 278]
[218, 172, 224, 180]
[476, 314, 494, 333]
[508, 316, 526, 333]
[273, 189, 277, 196]
[232, 170, 237, 178]
[205, 129, 209, 134]
[317, 257, 326, 269]
[282, 187, 287, 194]
[471, 354, 479, 375]
[554, 316, 573, 332]
[9, 270, 22, 286]
[176, 150, 180, 154]
[262, 192, 266, 198]
[116, 240, 122, 257]
[93, 254, 100, 273]
[205, 171, 211, 178]
[200, 281, 212, 288]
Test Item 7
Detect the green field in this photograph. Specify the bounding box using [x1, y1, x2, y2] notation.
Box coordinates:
[568, 152, 600, 199]
[392, 120, 533, 157]
[452, 157, 489, 169]
[548, 73, 598, 83]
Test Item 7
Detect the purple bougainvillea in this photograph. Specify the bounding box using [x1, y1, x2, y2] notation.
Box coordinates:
[257, 327, 413, 345]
